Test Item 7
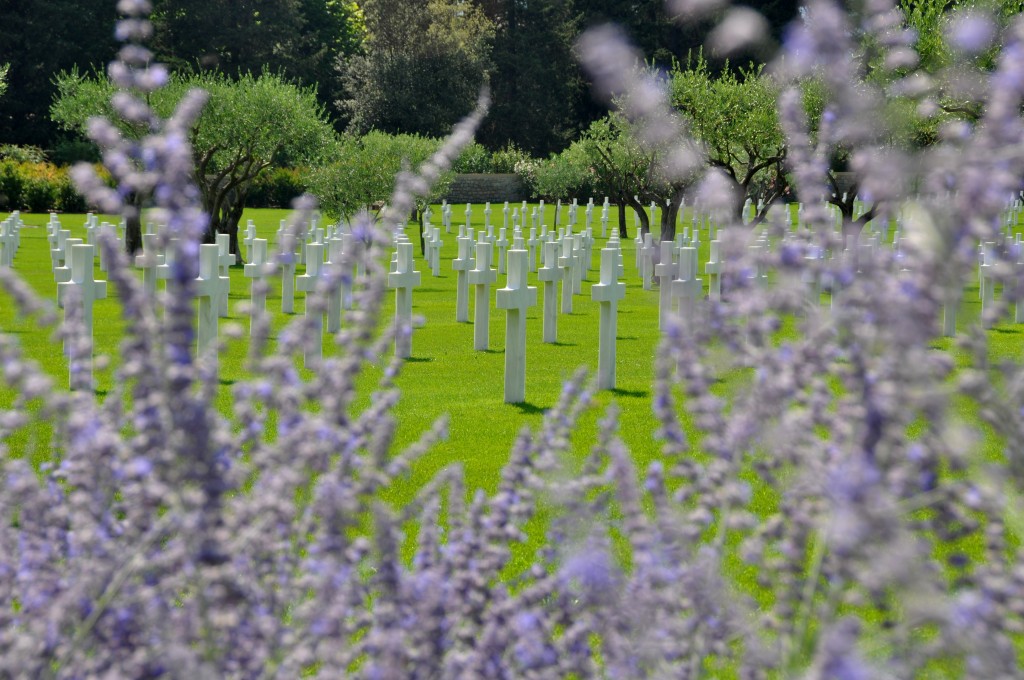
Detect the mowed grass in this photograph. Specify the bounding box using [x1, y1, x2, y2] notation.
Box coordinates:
[2, 204, 1023, 498]
[0, 205, 679, 502]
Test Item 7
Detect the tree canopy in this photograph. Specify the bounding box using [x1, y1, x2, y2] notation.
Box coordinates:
[340, 0, 494, 138]
[671, 55, 788, 220]
[52, 70, 334, 255]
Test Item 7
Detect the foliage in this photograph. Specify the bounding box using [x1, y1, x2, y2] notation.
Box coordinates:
[246, 167, 307, 209]
[671, 53, 788, 219]
[479, 0, 584, 156]
[0, 0, 118, 148]
[489, 142, 532, 173]
[529, 113, 694, 238]
[0, 63, 6, 99]
[340, 0, 494, 137]
[0, 145, 47, 164]
[52, 69, 334, 255]
[305, 131, 456, 222]
[451, 141, 492, 174]
[150, 0, 364, 123]
[0, 160, 92, 212]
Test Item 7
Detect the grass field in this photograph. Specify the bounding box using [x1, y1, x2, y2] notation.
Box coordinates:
[0, 205, 678, 502]
[2, 204, 1021, 498]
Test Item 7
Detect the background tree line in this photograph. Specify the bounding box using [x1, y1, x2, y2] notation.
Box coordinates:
[0, 0, 802, 158]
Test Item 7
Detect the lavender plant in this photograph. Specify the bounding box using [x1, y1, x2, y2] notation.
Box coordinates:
[1, 0, 1024, 678]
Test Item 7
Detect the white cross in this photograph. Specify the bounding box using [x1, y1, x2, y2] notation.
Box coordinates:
[194, 243, 226, 361]
[705, 239, 722, 301]
[58, 243, 107, 390]
[655, 240, 676, 330]
[324, 237, 345, 333]
[980, 244, 995, 328]
[572, 233, 585, 295]
[296, 242, 326, 367]
[279, 250, 297, 315]
[495, 228, 510, 276]
[134, 233, 163, 298]
[51, 229, 70, 270]
[641, 233, 657, 290]
[537, 239, 562, 343]
[453, 235, 473, 323]
[54, 238, 83, 289]
[591, 247, 626, 390]
[496, 249, 537, 403]
[243, 220, 257, 261]
[430, 227, 443, 277]
[244, 238, 270, 335]
[388, 242, 421, 358]
[0, 220, 18, 267]
[671, 245, 702, 318]
[468, 242, 497, 351]
[155, 238, 178, 289]
[216, 233, 235, 317]
[527, 228, 540, 273]
[559, 235, 575, 314]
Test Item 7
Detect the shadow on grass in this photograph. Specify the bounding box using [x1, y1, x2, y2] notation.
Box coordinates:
[548, 341, 577, 347]
[219, 378, 237, 386]
[510, 401, 546, 415]
[404, 356, 434, 363]
[993, 327, 1022, 334]
[611, 387, 649, 399]
[617, 335, 640, 341]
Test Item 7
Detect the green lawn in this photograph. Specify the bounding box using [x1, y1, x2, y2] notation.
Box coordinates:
[0, 205, 678, 497]
[2, 204, 1021, 495]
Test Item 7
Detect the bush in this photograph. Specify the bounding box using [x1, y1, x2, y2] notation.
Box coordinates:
[50, 138, 101, 165]
[247, 167, 305, 208]
[0, 159, 99, 212]
[489, 143, 532, 173]
[451, 140, 491, 173]
[0, 160, 25, 210]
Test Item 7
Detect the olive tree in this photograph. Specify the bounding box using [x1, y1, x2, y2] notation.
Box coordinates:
[305, 131, 456, 253]
[671, 55, 788, 223]
[532, 113, 694, 241]
[52, 69, 333, 256]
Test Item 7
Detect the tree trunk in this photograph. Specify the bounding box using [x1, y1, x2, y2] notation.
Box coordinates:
[617, 200, 628, 239]
[625, 195, 649, 237]
[414, 207, 425, 256]
[661, 186, 686, 243]
[123, 191, 143, 256]
[208, 185, 247, 263]
[661, 201, 678, 244]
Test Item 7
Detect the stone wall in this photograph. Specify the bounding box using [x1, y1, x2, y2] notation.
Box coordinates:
[444, 173, 527, 204]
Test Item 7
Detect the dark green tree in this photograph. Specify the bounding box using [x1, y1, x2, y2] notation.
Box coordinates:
[340, 0, 493, 138]
[151, 0, 363, 122]
[478, 0, 583, 156]
[0, 0, 118, 149]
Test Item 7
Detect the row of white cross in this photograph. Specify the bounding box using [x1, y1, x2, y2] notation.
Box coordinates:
[16, 198, 1024, 397]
